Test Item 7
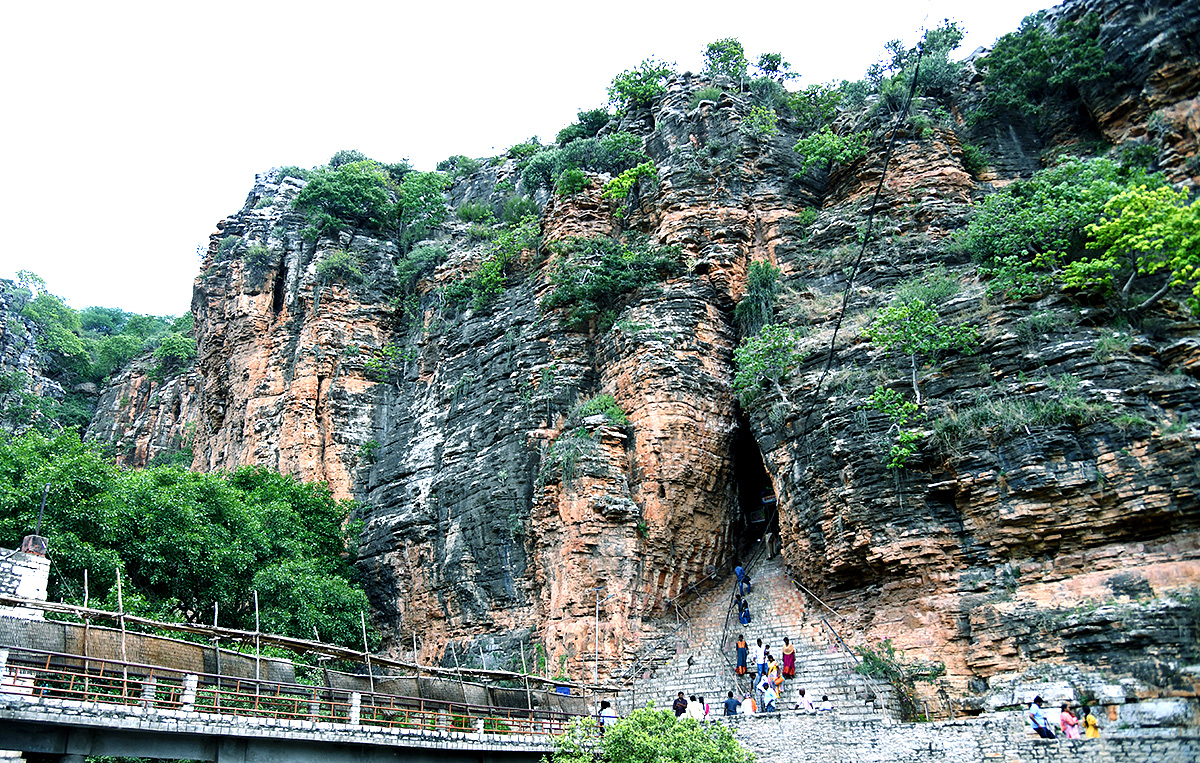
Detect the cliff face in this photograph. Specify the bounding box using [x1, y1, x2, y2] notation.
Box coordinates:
[85, 0, 1200, 710]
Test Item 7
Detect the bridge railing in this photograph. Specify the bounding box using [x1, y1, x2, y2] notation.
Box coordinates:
[0, 645, 583, 738]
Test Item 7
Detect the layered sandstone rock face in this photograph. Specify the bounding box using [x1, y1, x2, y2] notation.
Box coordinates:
[85, 0, 1200, 708]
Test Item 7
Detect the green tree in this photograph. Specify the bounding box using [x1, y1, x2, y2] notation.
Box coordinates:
[293, 160, 392, 239]
[556, 108, 611, 145]
[1073, 184, 1200, 315]
[550, 708, 753, 763]
[152, 332, 196, 378]
[754, 52, 796, 82]
[608, 58, 675, 111]
[863, 299, 976, 405]
[396, 171, 451, 249]
[0, 431, 372, 647]
[864, 387, 921, 469]
[733, 323, 805, 407]
[794, 126, 868, 172]
[702, 38, 748, 83]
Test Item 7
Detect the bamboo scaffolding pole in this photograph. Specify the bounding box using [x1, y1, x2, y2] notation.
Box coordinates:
[0, 593, 620, 692]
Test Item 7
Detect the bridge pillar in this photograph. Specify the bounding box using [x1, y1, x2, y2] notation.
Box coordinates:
[308, 689, 321, 721]
[180, 674, 198, 712]
[141, 675, 157, 709]
[349, 692, 361, 725]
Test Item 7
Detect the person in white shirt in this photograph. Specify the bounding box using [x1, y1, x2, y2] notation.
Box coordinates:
[686, 694, 704, 721]
[740, 692, 756, 714]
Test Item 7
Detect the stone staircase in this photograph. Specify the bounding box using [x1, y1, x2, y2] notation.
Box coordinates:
[621, 550, 899, 721]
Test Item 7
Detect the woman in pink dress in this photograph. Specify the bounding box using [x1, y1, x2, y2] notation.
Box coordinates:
[1060, 705, 1080, 739]
[781, 637, 796, 679]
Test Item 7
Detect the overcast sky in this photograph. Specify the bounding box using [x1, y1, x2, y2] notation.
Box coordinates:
[0, 0, 1055, 317]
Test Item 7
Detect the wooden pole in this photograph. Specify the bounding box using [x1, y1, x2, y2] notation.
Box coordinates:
[520, 642, 533, 712]
[116, 570, 129, 690]
[361, 611, 375, 694]
[450, 643, 468, 702]
[253, 590, 261, 705]
[213, 602, 221, 712]
[82, 569, 90, 692]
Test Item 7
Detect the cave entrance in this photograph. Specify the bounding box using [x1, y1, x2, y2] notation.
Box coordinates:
[731, 410, 777, 559]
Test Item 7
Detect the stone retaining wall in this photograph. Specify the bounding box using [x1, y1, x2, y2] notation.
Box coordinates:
[0, 549, 47, 621]
[721, 710, 1199, 763]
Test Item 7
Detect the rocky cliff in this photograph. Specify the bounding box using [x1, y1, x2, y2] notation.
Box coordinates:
[84, 0, 1200, 715]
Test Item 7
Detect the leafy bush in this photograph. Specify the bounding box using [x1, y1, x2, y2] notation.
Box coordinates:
[975, 12, 1115, 126]
[895, 266, 959, 306]
[521, 133, 647, 191]
[151, 332, 196, 378]
[794, 126, 868, 171]
[542, 234, 683, 331]
[329, 149, 370, 168]
[935, 378, 1111, 447]
[507, 138, 543, 163]
[395, 244, 448, 294]
[243, 244, 277, 279]
[501, 195, 538, 225]
[863, 387, 921, 469]
[789, 84, 842, 134]
[293, 160, 392, 239]
[740, 105, 779, 140]
[960, 144, 989, 177]
[749, 77, 790, 113]
[754, 52, 796, 82]
[702, 38, 748, 82]
[608, 57, 675, 111]
[855, 639, 944, 721]
[601, 161, 657, 215]
[556, 108, 611, 145]
[689, 85, 724, 109]
[444, 215, 540, 311]
[734, 260, 781, 336]
[217, 235, 243, 259]
[555, 167, 591, 196]
[396, 171, 452, 250]
[315, 250, 364, 285]
[574, 394, 630, 427]
[436, 155, 482, 178]
[457, 201, 494, 223]
[733, 323, 805, 407]
[550, 708, 753, 763]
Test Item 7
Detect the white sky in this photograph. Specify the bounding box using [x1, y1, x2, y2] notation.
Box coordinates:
[0, 0, 1055, 317]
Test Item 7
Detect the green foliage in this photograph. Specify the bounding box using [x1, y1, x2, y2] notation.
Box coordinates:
[702, 38, 748, 82]
[573, 394, 629, 427]
[242, 244, 277, 279]
[934, 376, 1112, 448]
[1074, 184, 1200, 314]
[975, 12, 1116, 126]
[22, 292, 87, 369]
[521, 132, 647, 191]
[556, 108, 611, 145]
[328, 149, 370, 169]
[864, 298, 977, 404]
[960, 144, 989, 177]
[895, 266, 959, 306]
[608, 57, 675, 111]
[315, 250, 364, 286]
[555, 167, 591, 196]
[794, 126, 868, 172]
[957, 157, 1180, 312]
[749, 77, 790, 114]
[788, 84, 842, 134]
[601, 161, 657, 216]
[549, 707, 753, 763]
[864, 387, 921, 469]
[436, 155, 482, 178]
[501, 195, 538, 225]
[837, 20, 965, 116]
[740, 105, 779, 140]
[734, 260, 781, 336]
[854, 639, 945, 721]
[396, 171, 451, 250]
[754, 52, 796, 82]
[733, 323, 805, 407]
[217, 235, 243, 258]
[537, 431, 592, 488]
[0, 431, 372, 648]
[444, 216, 540, 311]
[151, 332, 196, 379]
[293, 160, 391, 239]
[275, 165, 312, 183]
[542, 234, 684, 331]
[689, 85, 724, 109]
[506, 138, 543, 163]
[457, 201, 494, 223]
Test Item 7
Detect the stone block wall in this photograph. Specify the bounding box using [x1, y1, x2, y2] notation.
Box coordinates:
[722, 710, 1199, 763]
[0, 548, 48, 620]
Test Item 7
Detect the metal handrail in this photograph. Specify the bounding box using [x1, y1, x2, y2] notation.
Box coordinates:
[818, 616, 889, 709]
[0, 645, 584, 736]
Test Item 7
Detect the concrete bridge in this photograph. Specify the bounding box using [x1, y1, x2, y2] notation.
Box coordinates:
[1, 644, 569, 762]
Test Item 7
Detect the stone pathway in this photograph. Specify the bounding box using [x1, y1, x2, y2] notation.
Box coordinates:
[622, 550, 898, 720]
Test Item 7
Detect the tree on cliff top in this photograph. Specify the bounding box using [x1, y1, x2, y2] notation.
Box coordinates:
[550, 708, 753, 763]
[293, 159, 392, 240]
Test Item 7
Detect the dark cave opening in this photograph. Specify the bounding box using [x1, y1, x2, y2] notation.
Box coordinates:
[731, 410, 777, 559]
[271, 261, 288, 314]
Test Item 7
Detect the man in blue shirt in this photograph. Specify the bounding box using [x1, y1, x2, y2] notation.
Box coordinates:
[723, 691, 740, 715]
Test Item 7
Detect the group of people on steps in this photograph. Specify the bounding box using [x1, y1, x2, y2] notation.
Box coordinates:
[1027, 696, 1101, 739]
